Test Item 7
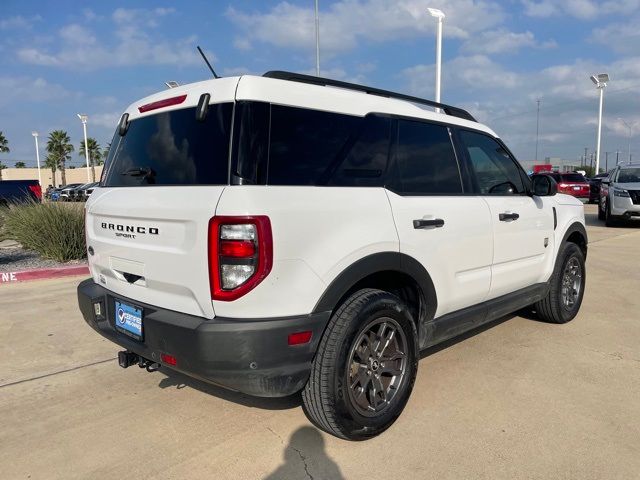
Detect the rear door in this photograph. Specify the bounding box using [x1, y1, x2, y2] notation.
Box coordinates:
[456, 129, 554, 299]
[386, 119, 493, 318]
[86, 93, 236, 319]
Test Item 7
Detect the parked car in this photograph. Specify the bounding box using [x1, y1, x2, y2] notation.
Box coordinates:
[58, 183, 83, 201]
[70, 182, 98, 201]
[588, 172, 610, 204]
[82, 182, 99, 200]
[532, 172, 590, 201]
[78, 71, 588, 440]
[0, 180, 41, 206]
[598, 163, 640, 226]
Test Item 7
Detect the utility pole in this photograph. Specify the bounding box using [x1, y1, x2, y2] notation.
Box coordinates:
[605, 151, 609, 172]
[616, 150, 620, 166]
[584, 147, 588, 168]
[314, 0, 320, 77]
[589, 152, 594, 171]
[535, 99, 540, 162]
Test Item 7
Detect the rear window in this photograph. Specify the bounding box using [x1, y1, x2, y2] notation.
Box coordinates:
[102, 103, 233, 186]
[561, 174, 586, 183]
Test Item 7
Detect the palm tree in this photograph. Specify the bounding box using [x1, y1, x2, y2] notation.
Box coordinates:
[0, 131, 9, 154]
[100, 142, 110, 165]
[0, 161, 6, 180]
[46, 130, 74, 186]
[44, 154, 58, 187]
[15, 161, 26, 168]
[79, 137, 102, 182]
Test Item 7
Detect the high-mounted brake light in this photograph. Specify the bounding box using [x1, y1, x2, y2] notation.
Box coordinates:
[208, 216, 273, 301]
[138, 94, 187, 113]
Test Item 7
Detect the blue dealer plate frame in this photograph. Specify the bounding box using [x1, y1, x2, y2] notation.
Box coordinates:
[114, 300, 143, 340]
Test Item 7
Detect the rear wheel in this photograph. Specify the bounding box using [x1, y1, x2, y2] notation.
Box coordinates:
[597, 200, 605, 220]
[302, 289, 418, 440]
[535, 242, 585, 324]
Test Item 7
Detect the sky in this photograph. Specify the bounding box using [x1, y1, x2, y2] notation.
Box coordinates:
[1, 0, 640, 169]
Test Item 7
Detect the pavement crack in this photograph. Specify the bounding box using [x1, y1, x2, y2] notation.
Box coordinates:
[0, 357, 115, 389]
[292, 446, 314, 480]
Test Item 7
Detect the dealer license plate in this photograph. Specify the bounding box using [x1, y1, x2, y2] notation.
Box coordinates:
[114, 300, 143, 340]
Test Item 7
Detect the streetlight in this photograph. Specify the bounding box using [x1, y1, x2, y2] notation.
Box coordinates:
[619, 118, 633, 164]
[590, 73, 609, 174]
[314, 0, 320, 76]
[31, 131, 42, 187]
[77, 114, 91, 182]
[428, 7, 445, 111]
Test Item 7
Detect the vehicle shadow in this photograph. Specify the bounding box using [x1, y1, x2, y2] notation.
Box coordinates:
[584, 209, 640, 229]
[157, 369, 302, 410]
[263, 426, 345, 480]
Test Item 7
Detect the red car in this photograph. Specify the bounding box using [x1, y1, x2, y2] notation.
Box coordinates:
[533, 172, 590, 200]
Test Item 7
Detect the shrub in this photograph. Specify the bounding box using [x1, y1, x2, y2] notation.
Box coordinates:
[3, 201, 86, 262]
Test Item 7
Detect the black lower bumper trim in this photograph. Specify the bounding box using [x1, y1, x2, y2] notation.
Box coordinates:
[77, 279, 331, 397]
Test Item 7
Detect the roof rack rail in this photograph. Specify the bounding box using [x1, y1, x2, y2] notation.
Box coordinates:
[263, 70, 477, 123]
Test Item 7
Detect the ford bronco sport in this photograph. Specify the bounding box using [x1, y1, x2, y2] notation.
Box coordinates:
[78, 71, 587, 440]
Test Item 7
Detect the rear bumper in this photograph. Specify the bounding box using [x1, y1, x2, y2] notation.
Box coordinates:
[77, 279, 330, 397]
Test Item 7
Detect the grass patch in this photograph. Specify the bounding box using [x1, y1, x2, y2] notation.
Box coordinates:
[3, 201, 86, 262]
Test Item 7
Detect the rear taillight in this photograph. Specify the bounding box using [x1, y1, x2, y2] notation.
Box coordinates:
[28, 184, 42, 200]
[208, 216, 273, 301]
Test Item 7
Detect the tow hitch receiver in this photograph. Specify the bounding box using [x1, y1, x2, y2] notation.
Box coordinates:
[118, 350, 160, 372]
[118, 350, 139, 368]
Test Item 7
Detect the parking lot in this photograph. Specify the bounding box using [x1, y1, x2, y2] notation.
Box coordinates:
[1, 204, 638, 480]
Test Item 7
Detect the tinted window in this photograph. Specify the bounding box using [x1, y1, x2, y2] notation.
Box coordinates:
[232, 101, 270, 185]
[459, 130, 525, 195]
[103, 103, 233, 187]
[561, 173, 586, 183]
[267, 105, 362, 185]
[392, 120, 462, 194]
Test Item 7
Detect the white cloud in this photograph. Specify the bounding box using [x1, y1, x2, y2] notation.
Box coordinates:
[16, 8, 204, 69]
[522, 0, 640, 19]
[0, 15, 41, 30]
[228, 0, 506, 56]
[89, 112, 121, 129]
[461, 29, 554, 55]
[592, 16, 640, 54]
[0, 76, 72, 107]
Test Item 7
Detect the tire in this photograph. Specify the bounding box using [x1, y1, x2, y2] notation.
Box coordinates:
[597, 200, 605, 221]
[605, 200, 618, 227]
[302, 289, 418, 440]
[535, 242, 586, 324]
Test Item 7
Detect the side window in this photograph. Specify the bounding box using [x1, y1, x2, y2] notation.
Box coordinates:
[267, 105, 362, 186]
[392, 119, 462, 195]
[233, 101, 270, 185]
[459, 130, 525, 195]
[326, 115, 391, 187]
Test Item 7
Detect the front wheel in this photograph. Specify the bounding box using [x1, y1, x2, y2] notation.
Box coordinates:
[534, 242, 586, 324]
[302, 289, 418, 440]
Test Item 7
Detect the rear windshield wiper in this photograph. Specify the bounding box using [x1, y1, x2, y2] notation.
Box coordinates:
[121, 167, 156, 183]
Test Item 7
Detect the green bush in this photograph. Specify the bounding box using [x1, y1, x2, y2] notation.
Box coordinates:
[3, 201, 86, 262]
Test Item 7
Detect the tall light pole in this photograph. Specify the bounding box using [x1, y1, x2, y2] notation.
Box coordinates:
[31, 131, 42, 187]
[77, 114, 91, 182]
[314, 0, 320, 76]
[427, 7, 445, 111]
[535, 99, 541, 162]
[619, 118, 633, 164]
[590, 73, 609, 174]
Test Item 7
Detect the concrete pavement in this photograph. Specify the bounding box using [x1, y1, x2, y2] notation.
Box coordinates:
[1, 204, 639, 480]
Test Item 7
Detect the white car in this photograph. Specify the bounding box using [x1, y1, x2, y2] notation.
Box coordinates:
[78, 71, 587, 440]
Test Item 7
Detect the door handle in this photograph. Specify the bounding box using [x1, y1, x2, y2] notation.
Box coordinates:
[499, 212, 520, 222]
[413, 218, 445, 229]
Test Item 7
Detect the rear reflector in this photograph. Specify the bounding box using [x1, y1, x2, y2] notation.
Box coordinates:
[138, 94, 187, 113]
[160, 353, 177, 366]
[219, 240, 256, 258]
[28, 184, 42, 199]
[288, 331, 312, 346]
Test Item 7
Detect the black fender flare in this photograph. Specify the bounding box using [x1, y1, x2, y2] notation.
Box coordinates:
[312, 252, 438, 323]
[560, 221, 588, 258]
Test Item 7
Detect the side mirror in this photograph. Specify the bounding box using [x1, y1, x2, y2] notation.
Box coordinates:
[532, 174, 557, 197]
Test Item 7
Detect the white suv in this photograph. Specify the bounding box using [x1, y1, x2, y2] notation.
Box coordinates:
[78, 71, 588, 440]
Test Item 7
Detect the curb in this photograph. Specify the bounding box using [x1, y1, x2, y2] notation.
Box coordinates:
[0, 264, 89, 284]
